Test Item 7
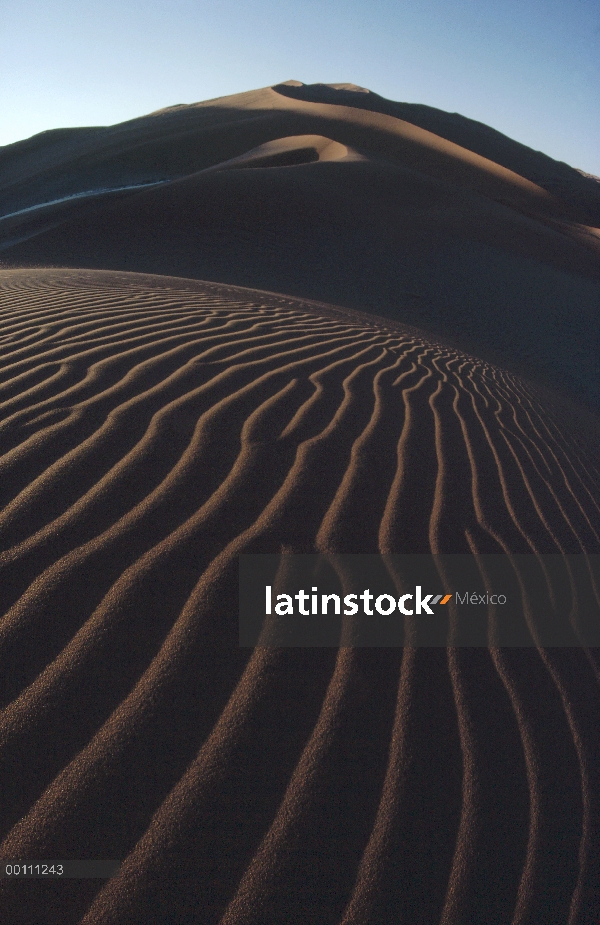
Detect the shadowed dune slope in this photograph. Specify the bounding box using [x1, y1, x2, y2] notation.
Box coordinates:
[1, 269, 600, 924]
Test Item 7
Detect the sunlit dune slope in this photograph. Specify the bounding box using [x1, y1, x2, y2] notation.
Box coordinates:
[1, 269, 600, 924]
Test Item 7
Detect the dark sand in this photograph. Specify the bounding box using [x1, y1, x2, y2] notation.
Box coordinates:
[1, 83, 600, 924]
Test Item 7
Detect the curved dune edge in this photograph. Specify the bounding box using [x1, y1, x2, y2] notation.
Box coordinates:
[204, 135, 367, 171]
[0, 269, 599, 924]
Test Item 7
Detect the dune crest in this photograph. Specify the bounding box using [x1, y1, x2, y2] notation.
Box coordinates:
[278, 80, 372, 93]
[205, 134, 366, 170]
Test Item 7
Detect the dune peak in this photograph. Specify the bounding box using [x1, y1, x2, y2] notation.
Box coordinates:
[320, 82, 372, 93]
[276, 80, 372, 94]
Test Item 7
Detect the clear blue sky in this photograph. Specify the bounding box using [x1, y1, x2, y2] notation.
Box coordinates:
[1, 0, 599, 175]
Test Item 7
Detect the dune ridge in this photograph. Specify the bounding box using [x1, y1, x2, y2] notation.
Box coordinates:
[1, 269, 600, 923]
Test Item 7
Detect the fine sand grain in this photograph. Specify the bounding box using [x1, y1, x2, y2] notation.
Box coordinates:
[1, 268, 600, 923]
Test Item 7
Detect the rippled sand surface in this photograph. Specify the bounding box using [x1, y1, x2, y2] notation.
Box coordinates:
[0, 269, 599, 923]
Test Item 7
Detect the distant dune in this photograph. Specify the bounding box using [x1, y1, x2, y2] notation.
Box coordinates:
[1, 84, 600, 924]
[1, 81, 599, 407]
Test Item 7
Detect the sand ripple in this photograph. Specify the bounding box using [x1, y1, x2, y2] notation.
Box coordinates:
[1, 269, 600, 924]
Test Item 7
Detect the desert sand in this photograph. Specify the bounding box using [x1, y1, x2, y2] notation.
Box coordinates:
[0, 82, 600, 924]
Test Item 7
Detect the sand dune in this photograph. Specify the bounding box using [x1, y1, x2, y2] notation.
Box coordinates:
[273, 82, 600, 226]
[0, 269, 600, 923]
[2, 82, 600, 223]
[205, 135, 366, 170]
[2, 84, 600, 409]
[1, 80, 600, 924]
